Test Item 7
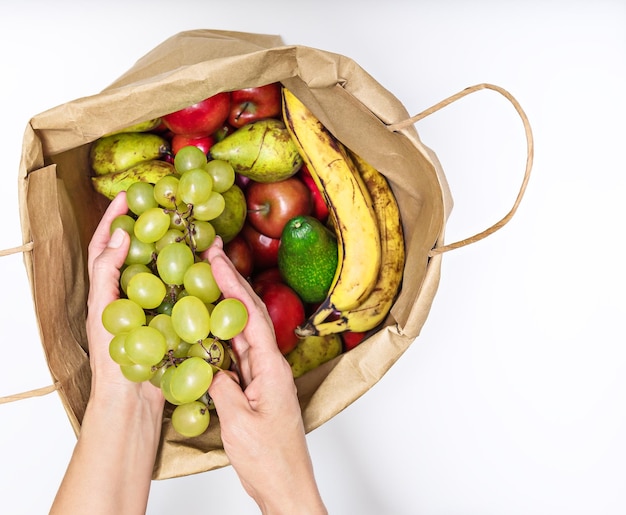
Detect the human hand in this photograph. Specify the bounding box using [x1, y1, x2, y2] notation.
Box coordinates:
[51, 192, 164, 515]
[86, 191, 164, 410]
[206, 238, 327, 515]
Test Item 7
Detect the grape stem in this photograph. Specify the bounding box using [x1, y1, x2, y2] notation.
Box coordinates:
[164, 202, 198, 254]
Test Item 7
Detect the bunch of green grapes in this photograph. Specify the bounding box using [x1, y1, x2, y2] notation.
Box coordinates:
[101, 146, 248, 438]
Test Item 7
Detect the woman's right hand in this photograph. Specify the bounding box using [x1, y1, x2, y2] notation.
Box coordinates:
[206, 238, 327, 515]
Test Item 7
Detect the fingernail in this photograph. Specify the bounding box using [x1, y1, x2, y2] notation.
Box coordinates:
[108, 228, 125, 249]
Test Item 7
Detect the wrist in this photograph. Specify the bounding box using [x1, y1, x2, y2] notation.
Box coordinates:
[246, 462, 327, 515]
[253, 486, 327, 515]
[86, 378, 164, 453]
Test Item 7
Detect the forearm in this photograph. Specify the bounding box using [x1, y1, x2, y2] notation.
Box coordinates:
[237, 418, 327, 515]
[50, 391, 163, 515]
[251, 458, 328, 515]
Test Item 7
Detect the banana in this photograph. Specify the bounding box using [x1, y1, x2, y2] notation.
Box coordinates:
[297, 152, 405, 336]
[90, 132, 170, 176]
[282, 88, 382, 320]
[91, 159, 176, 200]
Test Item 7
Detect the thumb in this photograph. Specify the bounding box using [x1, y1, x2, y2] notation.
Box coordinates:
[209, 370, 251, 423]
[88, 228, 130, 312]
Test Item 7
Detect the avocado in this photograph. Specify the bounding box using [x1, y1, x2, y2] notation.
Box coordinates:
[278, 215, 338, 303]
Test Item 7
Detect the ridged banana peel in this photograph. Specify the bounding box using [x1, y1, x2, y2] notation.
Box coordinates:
[282, 88, 382, 325]
[299, 151, 405, 336]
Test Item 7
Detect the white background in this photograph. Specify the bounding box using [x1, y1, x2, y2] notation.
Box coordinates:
[1, 1, 625, 514]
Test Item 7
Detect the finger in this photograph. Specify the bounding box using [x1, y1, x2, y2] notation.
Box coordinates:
[208, 370, 251, 422]
[207, 244, 268, 318]
[88, 192, 129, 277]
[208, 249, 277, 349]
[87, 228, 131, 326]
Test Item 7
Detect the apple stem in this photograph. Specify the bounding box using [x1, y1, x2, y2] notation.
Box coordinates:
[234, 102, 251, 124]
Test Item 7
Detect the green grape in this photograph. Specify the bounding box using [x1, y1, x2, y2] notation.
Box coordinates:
[149, 314, 181, 351]
[210, 298, 248, 340]
[110, 214, 135, 235]
[189, 338, 230, 370]
[127, 182, 158, 216]
[127, 272, 167, 310]
[149, 364, 167, 388]
[183, 262, 221, 304]
[204, 160, 235, 193]
[156, 298, 175, 316]
[170, 357, 213, 404]
[125, 235, 155, 266]
[173, 341, 192, 358]
[160, 365, 182, 404]
[120, 263, 151, 294]
[192, 191, 225, 221]
[156, 242, 195, 285]
[186, 342, 210, 360]
[171, 400, 211, 437]
[210, 339, 231, 370]
[155, 229, 184, 254]
[178, 168, 213, 205]
[124, 325, 167, 366]
[185, 220, 216, 253]
[154, 175, 180, 209]
[134, 207, 171, 244]
[121, 362, 156, 383]
[198, 391, 216, 411]
[171, 295, 211, 343]
[174, 145, 208, 173]
[102, 298, 146, 335]
[108, 333, 134, 366]
[168, 206, 188, 232]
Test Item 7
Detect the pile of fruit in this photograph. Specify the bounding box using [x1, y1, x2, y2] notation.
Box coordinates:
[90, 82, 405, 438]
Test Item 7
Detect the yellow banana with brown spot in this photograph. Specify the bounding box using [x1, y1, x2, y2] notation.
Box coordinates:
[282, 88, 382, 323]
[297, 152, 405, 336]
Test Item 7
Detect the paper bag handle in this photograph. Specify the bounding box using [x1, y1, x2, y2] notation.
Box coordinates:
[387, 83, 534, 256]
[0, 383, 59, 405]
[0, 241, 33, 257]
[0, 240, 59, 405]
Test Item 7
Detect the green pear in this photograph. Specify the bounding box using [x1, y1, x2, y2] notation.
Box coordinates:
[209, 184, 247, 243]
[105, 117, 163, 136]
[285, 334, 342, 378]
[90, 132, 170, 176]
[209, 119, 303, 182]
[91, 160, 176, 200]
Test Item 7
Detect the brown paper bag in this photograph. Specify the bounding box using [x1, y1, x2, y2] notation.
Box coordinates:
[6, 29, 532, 479]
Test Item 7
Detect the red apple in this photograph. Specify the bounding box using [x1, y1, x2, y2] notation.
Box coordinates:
[223, 234, 254, 279]
[171, 133, 215, 155]
[342, 331, 367, 351]
[260, 282, 305, 354]
[246, 177, 313, 239]
[228, 83, 282, 128]
[241, 223, 280, 270]
[251, 267, 283, 297]
[162, 92, 231, 137]
[298, 165, 329, 222]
